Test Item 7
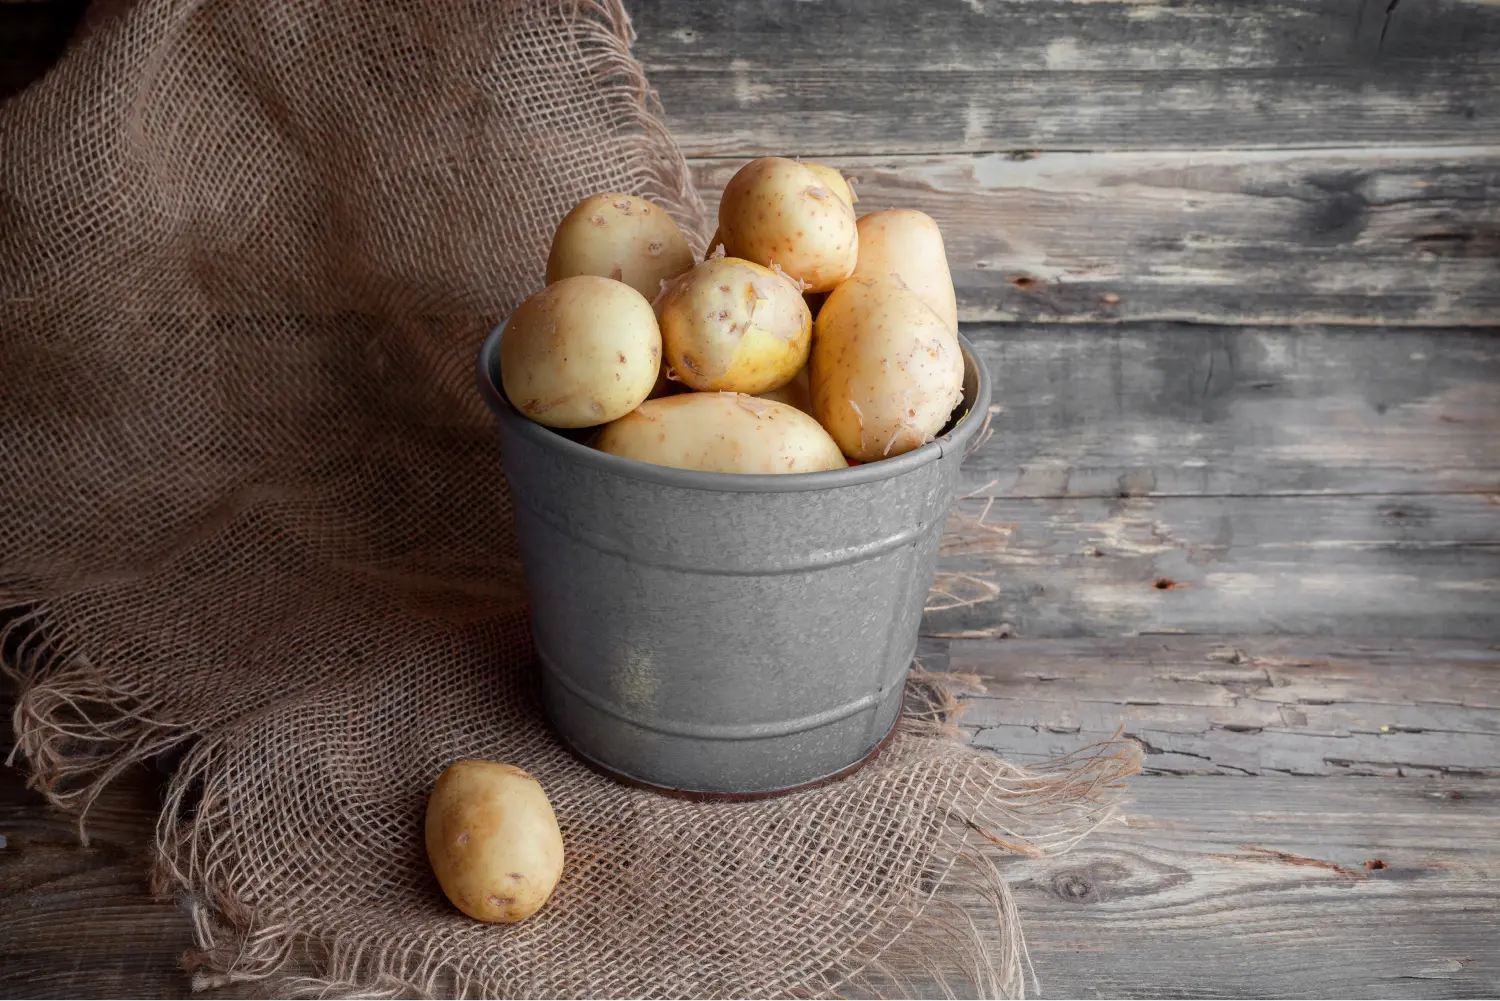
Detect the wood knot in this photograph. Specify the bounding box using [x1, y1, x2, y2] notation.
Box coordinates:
[1050, 868, 1101, 903]
[1009, 274, 1040, 290]
[1364, 859, 1388, 870]
[1153, 577, 1179, 590]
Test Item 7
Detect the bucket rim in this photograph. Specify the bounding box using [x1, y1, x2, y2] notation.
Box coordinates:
[476, 317, 991, 494]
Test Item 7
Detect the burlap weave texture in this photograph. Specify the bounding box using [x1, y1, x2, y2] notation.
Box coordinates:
[0, 1, 1138, 995]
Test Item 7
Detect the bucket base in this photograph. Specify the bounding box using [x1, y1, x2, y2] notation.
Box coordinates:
[551, 711, 902, 802]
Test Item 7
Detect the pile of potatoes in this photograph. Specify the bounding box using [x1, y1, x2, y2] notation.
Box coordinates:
[500, 157, 965, 473]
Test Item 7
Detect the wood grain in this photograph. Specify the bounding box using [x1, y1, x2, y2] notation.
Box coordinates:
[5, 706, 1499, 998]
[959, 324, 1500, 498]
[945, 635, 1500, 775]
[692, 149, 1500, 325]
[636, 0, 1500, 155]
[992, 775, 1500, 999]
[0, 763, 205, 1000]
[930, 492, 1500, 640]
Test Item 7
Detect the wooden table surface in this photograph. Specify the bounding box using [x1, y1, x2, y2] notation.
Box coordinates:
[3, 0, 1498, 997]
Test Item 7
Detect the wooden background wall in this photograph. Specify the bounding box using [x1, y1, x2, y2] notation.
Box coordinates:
[628, 0, 1500, 650]
[639, 0, 1500, 326]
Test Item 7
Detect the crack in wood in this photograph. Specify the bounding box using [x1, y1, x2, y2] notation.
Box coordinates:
[1209, 845, 1368, 879]
[954, 637, 1500, 775]
[1379, 0, 1401, 53]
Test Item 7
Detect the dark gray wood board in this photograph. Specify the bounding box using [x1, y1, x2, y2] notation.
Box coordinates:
[926, 324, 1500, 641]
[635, 0, 1500, 155]
[989, 774, 1500, 999]
[692, 150, 1500, 325]
[929, 492, 1500, 640]
[945, 635, 1500, 776]
[958, 324, 1500, 499]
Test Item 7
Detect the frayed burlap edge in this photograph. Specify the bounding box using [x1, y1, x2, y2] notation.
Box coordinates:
[144, 680, 1139, 999]
[4, 587, 1141, 999]
[3, 602, 199, 841]
[569, 0, 713, 253]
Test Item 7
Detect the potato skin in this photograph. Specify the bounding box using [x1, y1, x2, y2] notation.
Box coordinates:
[500, 276, 661, 428]
[755, 364, 811, 415]
[546, 192, 694, 302]
[801, 162, 856, 208]
[810, 277, 965, 462]
[596, 393, 846, 473]
[655, 257, 811, 395]
[853, 209, 958, 332]
[425, 760, 565, 924]
[717, 157, 858, 293]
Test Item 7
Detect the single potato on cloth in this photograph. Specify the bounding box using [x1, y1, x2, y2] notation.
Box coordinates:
[425, 760, 565, 924]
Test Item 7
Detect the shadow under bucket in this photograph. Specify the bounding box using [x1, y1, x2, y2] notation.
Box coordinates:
[477, 322, 992, 797]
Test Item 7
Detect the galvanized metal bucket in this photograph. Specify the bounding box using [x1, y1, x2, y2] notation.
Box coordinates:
[476, 322, 991, 797]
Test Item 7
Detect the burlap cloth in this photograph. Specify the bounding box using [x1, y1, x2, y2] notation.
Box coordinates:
[0, 1, 1140, 996]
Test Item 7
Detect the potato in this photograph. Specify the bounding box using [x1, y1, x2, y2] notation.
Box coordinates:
[801, 162, 856, 208]
[647, 360, 683, 400]
[425, 760, 565, 924]
[500, 276, 660, 428]
[717, 157, 858, 293]
[705, 226, 726, 260]
[853, 209, 958, 332]
[654, 257, 811, 394]
[756, 364, 811, 415]
[811, 277, 965, 462]
[597, 393, 846, 473]
[546, 192, 694, 301]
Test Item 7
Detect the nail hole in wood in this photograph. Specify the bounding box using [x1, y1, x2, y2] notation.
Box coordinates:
[1010, 274, 1039, 290]
[1364, 859, 1387, 870]
[1154, 577, 1178, 590]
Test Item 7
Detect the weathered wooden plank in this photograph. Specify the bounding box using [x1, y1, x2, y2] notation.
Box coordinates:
[692, 149, 1500, 325]
[0, 763, 216, 1000]
[958, 324, 1500, 498]
[6, 762, 1498, 999]
[637, 0, 1500, 154]
[929, 493, 1500, 640]
[991, 775, 1500, 999]
[943, 635, 1500, 775]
